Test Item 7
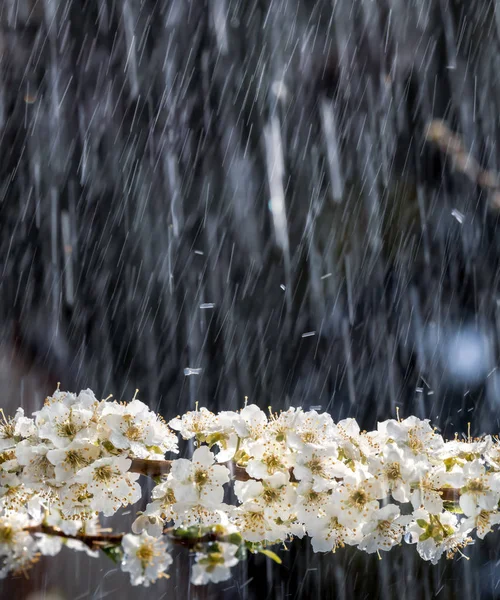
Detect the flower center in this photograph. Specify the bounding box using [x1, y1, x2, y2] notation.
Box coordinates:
[57, 421, 78, 438]
[136, 542, 156, 567]
[163, 488, 176, 505]
[264, 454, 282, 474]
[302, 431, 318, 444]
[262, 488, 280, 504]
[94, 465, 114, 483]
[65, 450, 89, 469]
[349, 488, 368, 509]
[194, 469, 208, 486]
[243, 511, 265, 532]
[466, 478, 486, 493]
[385, 463, 401, 481]
[306, 458, 324, 476]
[0, 524, 14, 544]
[0, 421, 15, 440]
[125, 425, 143, 441]
[407, 429, 424, 454]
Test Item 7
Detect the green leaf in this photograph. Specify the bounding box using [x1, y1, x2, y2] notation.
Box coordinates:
[443, 501, 463, 514]
[416, 519, 428, 528]
[101, 545, 123, 564]
[258, 549, 282, 564]
[226, 532, 243, 546]
[418, 532, 431, 542]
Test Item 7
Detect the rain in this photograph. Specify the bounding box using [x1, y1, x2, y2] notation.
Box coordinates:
[1, 0, 500, 598]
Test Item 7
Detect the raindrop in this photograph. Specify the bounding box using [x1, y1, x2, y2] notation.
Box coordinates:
[184, 368, 203, 376]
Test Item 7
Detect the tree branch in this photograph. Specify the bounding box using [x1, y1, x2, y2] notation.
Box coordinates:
[25, 524, 123, 549]
[129, 457, 297, 482]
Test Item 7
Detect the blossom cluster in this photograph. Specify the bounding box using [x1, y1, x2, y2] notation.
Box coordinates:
[0, 389, 177, 584]
[2, 389, 500, 587]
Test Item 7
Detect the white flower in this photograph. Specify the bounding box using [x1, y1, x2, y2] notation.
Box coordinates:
[170, 446, 230, 527]
[134, 480, 179, 533]
[461, 509, 500, 539]
[267, 408, 300, 445]
[439, 436, 493, 462]
[244, 438, 293, 480]
[58, 483, 95, 520]
[306, 499, 361, 552]
[121, 532, 172, 586]
[101, 399, 178, 458]
[34, 394, 97, 449]
[293, 447, 347, 492]
[484, 440, 500, 470]
[234, 472, 297, 527]
[368, 443, 415, 503]
[458, 460, 500, 516]
[191, 542, 239, 585]
[410, 465, 462, 515]
[295, 481, 335, 529]
[168, 407, 217, 440]
[0, 472, 27, 511]
[132, 513, 164, 538]
[35, 534, 63, 556]
[233, 405, 268, 440]
[287, 410, 337, 451]
[0, 409, 36, 451]
[0, 511, 38, 578]
[16, 441, 58, 488]
[383, 416, 444, 457]
[406, 509, 473, 564]
[230, 503, 285, 543]
[46, 440, 101, 482]
[203, 411, 240, 463]
[330, 469, 383, 529]
[358, 504, 410, 554]
[335, 418, 376, 462]
[73, 456, 141, 516]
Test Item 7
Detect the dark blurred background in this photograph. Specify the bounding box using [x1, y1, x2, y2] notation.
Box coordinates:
[2, 0, 500, 598]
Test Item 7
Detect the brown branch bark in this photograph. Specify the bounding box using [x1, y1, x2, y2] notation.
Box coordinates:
[25, 524, 123, 549]
[129, 458, 298, 482]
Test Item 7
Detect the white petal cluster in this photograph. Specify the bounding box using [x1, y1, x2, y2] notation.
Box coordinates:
[133, 446, 230, 533]
[0, 510, 38, 577]
[163, 404, 500, 565]
[191, 541, 240, 585]
[121, 531, 172, 586]
[5, 390, 500, 586]
[0, 389, 178, 523]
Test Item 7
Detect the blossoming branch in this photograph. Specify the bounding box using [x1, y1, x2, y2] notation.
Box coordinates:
[1, 389, 499, 587]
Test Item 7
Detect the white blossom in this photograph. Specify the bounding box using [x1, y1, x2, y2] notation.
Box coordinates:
[287, 410, 337, 451]
[73, 456, 141, 516]
[358, 504, 410, 553]
[170, 446, 230, 527]
[458, 460, 500, 516]
[382, 416, 444, 457]
[410, 465, 462, 515]
[406, 509, 474, 564]
[233, 405, 268, 440]
[101, 399, 178, 458]
[307, 499, 361, 552]
[0, 511, 38, 578]
[121, 532, 172, 586]
[461, 509, 500, 539]
[46, 440, 101, 482]
[168, 407, 217, 440]
[293, 447, 347, 492]
[191, 542, 239, 585]
[330, 468, 383, 529]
